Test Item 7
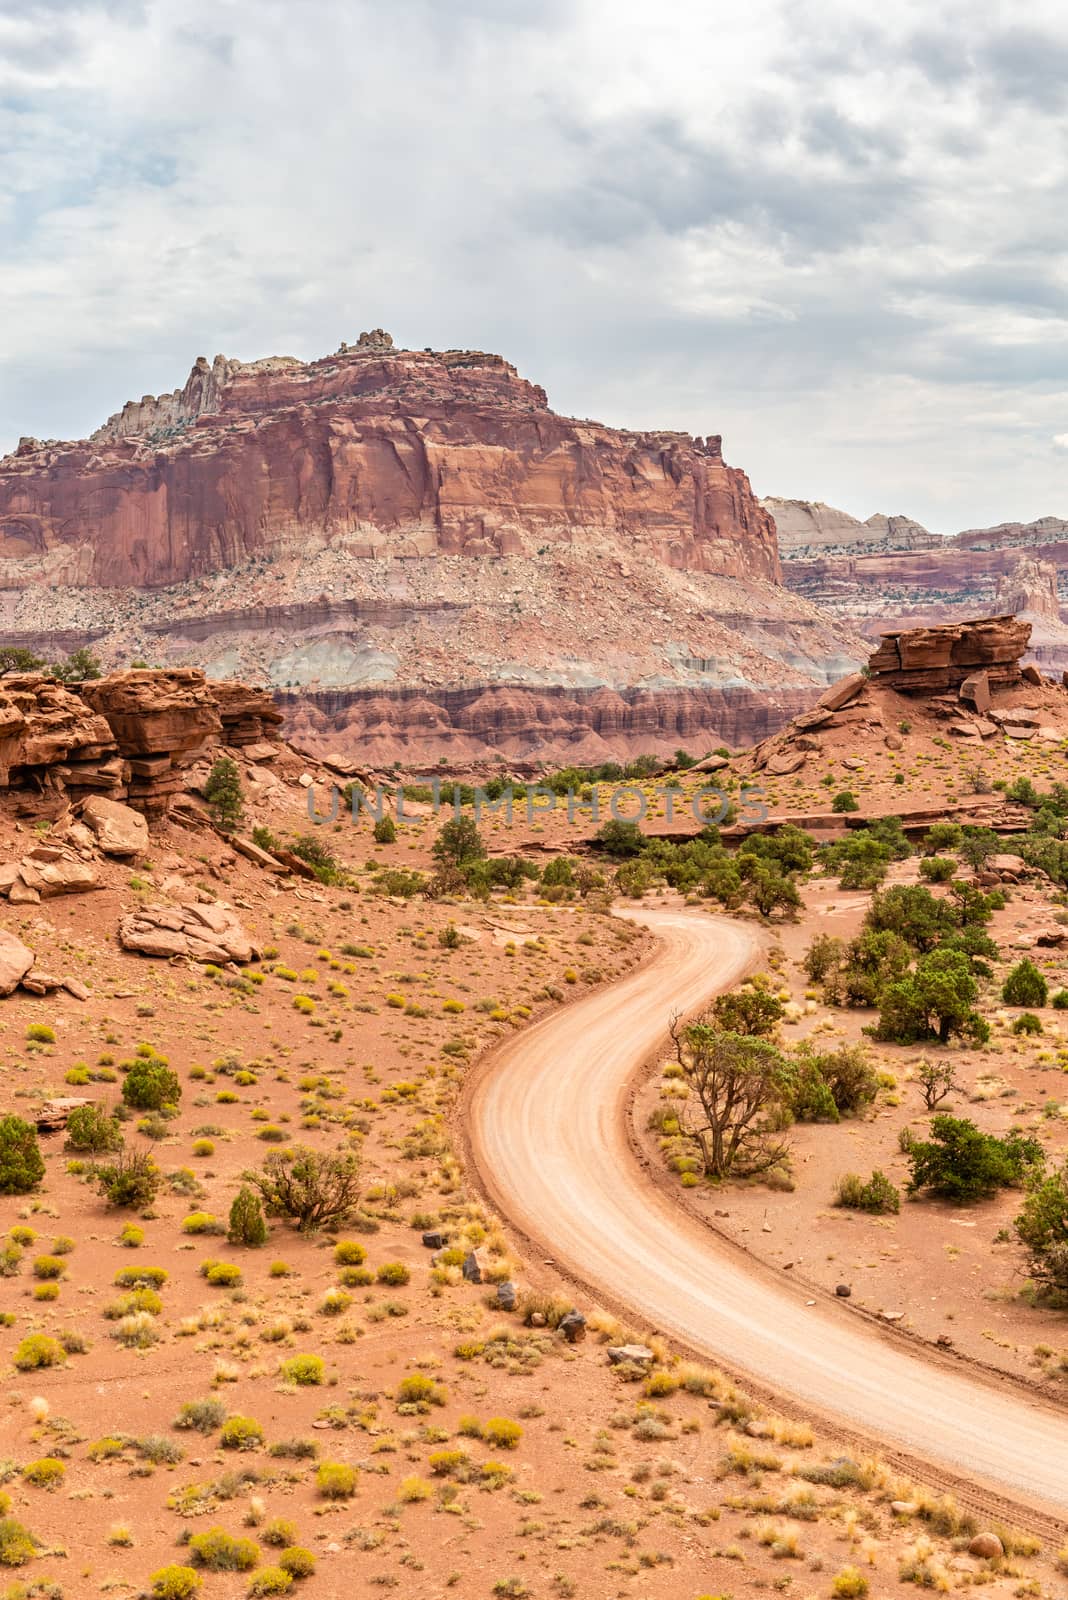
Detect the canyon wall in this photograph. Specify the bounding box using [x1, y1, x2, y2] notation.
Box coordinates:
[0, 336, 866, 762]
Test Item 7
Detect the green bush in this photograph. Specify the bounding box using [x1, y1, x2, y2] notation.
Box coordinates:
[831, 791, 859, 813]
[151, 1567, 201, 1599]
[93, 1146, 161, 1208]
[919, 855, 955, 883]
[229, 1186, 268, 1248]
[1015, 1157, 1068, 1297]
[833, 1170, 900, 1214]
[0, 1115, 44, 1195]
[115, 1264, 168, 1287]
[123, 1058, 180, 1111]
[1002, 959, 1048, 1008]
[372, 815, 396, 845]
[907, 1115, 1043, 1202]
[1012, 1012, 1043, 1035]
[245, 1145, 362, 1232]
[65, 1103, 122, 1153]
[188, 1527, 260, 1570]
[205, 757, 244, 831]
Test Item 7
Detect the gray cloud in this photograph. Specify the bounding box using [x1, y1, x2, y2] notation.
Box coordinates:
[0, 0, 1066, 534]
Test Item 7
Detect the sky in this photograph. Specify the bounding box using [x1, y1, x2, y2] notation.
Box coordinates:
[1, 0, 1066, 534]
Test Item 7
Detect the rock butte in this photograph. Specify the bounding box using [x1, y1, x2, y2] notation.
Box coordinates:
[0, 332, 863, 763]
[769, 494, 1068, 677]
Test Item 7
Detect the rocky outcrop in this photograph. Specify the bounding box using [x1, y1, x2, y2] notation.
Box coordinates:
[868, 616, 1031, 694]
[0, 338, 780, 586]
[994, 556, 1060, 620]
[764, 497, 939, 558]
[280, 681, 823, 765]
[118, 902, 259, 964]
[0, 668, 283, 819]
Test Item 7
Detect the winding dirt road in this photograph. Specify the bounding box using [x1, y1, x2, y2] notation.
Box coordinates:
[467, 907, 1067, 1518]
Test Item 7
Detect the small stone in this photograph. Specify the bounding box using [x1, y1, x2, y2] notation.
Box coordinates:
[496, 1281, 517, 1312]
[559, 1311, 587, 1344]
[968, 1533, 1004, 1561]
[607, 1344, 654, 1366]
[835, 1284, 851, 1298]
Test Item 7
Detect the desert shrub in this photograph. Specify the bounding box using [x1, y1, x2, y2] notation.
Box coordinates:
[201, 1259, 242, 1287]
[711, 976, 784, 1038]
[483, 1417, 522, 1450]
[919, 855, 955, 883]
[0, 1116, 44, 1195]
[376, 1261, 409, 1285]
[93, 1145, 161, 1208]
[205, 757, 244, 830]
[261, 1520, 297, 1548]
[115, 1264, 168, 1287]
[832, 1567, 869, 1598]
[138, 1434, 185, 1464]
[112, 1310, 160, 1347]
[277, 1545, 315, 1578]
[279, 1354, 324, 1386]
[1002, 959, 1048, 1008]
[0, 1516, 38, 1565]
[1012, 1011, 1042, 1035]
[32, 1254, 65, 1280]
[229, 1186, 268, 1248]
[372, 815, 396, 844]
[220, 1416, 264, 1452]
[123, 1057, 180, 1111]
[316, 1461, 357, 1499]
[12, 1334, 65, 1371]
[1015, 1157, 1068, 1297]
[246, 1146, 362, 1232]
[804, 933, 846, 984]
[65, 1103, 122, 1153]
[333, 1239, 366, 1265]
[20, 1457, 64, 1488]
[833, 1170, 900, 1214]
[907, 1116, 1043, 1202]
[874, 949, 985, 1046]
[188, 1526, 259, 1570]
[831, 791, 859, 813]
[182, 1211, 220, 1235]
[290, 834, 343, 884]
[151, 1567, 201, 1599]
[174, 1398, 226, 1434]
[248, 1568, 293, 1595]
[396, 1373, 446, 1408]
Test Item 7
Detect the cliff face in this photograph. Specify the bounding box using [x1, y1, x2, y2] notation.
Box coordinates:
[2, 334, 779, 588]
[0, 336, 867, 762]
[774, 496, 1068, 673]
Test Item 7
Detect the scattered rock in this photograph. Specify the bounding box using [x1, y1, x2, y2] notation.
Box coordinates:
[817, 672, 867, 712]
[80, 795, 150, 857]
[462, 1249, 489, 1284]
[958, 669, 991, 713]
[421, 1231, 448, 1250]
[559, 1311, 587, 1344]
[835, 1284, 851, 1298]
[0, 929, 35, 995]
[118, 902, 259, 964]
[968, 1533, 1004, 1561]
[496, 1281, 517, 1312]
[607, 1344, 654, 1366]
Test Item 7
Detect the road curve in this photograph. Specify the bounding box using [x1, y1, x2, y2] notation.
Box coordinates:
[467, 907, 1068, 1517]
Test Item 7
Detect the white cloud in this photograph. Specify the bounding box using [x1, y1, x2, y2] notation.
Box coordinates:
[1, 0, 1067, 531]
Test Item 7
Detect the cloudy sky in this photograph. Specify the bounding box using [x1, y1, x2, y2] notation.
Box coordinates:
[1, 0, 1066, 532]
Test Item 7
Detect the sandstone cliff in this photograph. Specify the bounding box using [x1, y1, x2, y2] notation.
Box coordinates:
[0, 336, 865, 761]
[2, 336, 779, 586]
